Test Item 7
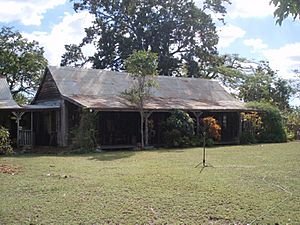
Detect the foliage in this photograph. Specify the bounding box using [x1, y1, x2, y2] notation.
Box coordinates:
[121, 50, 158, 149]
[218, 56, 295, 110]
[246, 102, 287, 143]
[0, 126, 13, 155]
[215, 54, 247, 90]
[0, 26, 47, 102]
[60, 44, 87, 68]
[290, 70, 300, 99]
[163, 109, 195, 147]
[270, 0, 300, 25]
[70, 109, 98, 152]
[238, 62, 275, 103]
[271, 78, 295, 110]
[201, 116, 221, 141]
[240, 112, 262, 144]
[282, 107, 300, 140]
[198, 116, 221, 166]
[61, 0, 230, 78]
[238, 61, 295, 111]
[204, 138, 215, 147]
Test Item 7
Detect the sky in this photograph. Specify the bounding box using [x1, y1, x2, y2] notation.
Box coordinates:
[0, 1, 299, 85]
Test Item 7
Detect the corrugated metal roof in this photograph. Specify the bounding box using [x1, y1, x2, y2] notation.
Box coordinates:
[0, 77, 21, 109]
[48, 66, 247, 111]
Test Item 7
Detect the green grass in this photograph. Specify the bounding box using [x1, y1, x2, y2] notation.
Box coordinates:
[0, 142, 299, 224]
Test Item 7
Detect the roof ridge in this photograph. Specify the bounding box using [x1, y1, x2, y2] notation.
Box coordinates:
[48, 65, 218, 82]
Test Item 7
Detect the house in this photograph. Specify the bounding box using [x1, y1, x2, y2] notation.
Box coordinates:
[28, 66, 248, 148]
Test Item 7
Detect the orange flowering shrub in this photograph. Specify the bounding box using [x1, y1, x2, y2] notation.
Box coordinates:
[202, 117, 221, 141]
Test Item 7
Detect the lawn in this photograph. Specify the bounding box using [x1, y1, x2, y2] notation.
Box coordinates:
[0, 142, 299, 224]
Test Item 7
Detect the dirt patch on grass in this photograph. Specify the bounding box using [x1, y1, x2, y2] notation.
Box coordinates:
[0, 164, 21, 175]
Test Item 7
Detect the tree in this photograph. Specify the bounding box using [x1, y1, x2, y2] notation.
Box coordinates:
[121, 50, 158, 149]
[216, 56, 295, 110]
[216, 54, 249, 90]
[290, 69, 300, 99]
[238, 61, 274, 103]
[0, 27, 47, 103]
[271, 78, 295, 110]
[237, 61, 295, 110]
[61, 0, 230, 77]
[270, 0, 300, 25]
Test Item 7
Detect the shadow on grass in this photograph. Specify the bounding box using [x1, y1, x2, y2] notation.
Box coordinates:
[88, 151, 136, 161]
[150, 148, 186, 153]
[7, 145, 223, 160]
[8, 150, 136, 162]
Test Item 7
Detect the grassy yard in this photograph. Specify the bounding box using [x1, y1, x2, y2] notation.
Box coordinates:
[0, 142, 299, 224]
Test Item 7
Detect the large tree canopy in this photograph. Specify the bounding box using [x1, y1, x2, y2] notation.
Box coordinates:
[217, 55, 295, 110]
[61, 0, 230, 77]
[0, 27, 47, 102]
[270, 0, 300, 25]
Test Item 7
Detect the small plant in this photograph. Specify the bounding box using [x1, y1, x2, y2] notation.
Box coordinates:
[198, 117, 221, 167]
[0, 126, 13, 155]
[201, 117, 221, 142]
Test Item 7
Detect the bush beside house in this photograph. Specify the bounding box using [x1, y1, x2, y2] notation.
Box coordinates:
[243, 102, 287, 143]
[0, 126, 13, 155]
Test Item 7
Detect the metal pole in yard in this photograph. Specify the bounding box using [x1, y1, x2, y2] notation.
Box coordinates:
[203, 135, 206, 167]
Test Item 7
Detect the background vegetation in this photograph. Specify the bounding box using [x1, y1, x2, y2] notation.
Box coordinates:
[0, 27, 47, 104]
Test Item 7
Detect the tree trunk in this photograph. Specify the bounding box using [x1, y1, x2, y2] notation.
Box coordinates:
[140, 110, 144, 149]
[144, 111, 153, 146]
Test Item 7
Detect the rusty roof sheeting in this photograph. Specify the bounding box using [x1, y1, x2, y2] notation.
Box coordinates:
[0, 77, 21, 109]
[48, 66, 247, 111]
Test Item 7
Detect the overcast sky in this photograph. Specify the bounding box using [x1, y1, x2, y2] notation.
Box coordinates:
[0, 0, 299, 82]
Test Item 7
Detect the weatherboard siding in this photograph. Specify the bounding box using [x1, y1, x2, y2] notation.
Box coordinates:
[34, 70, 61, 103]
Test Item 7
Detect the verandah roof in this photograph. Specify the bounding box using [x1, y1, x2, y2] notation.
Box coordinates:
[0, 77, 21, 109]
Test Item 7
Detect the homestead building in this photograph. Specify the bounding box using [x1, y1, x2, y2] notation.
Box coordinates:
[0, 66, 248, 149]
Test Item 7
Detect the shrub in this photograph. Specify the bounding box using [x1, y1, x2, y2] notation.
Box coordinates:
[70, 109, 98, 152]
[0, 126, 13, 155]
[240, 111, 262, 144]
[240, 132, 257, 144]
[163, 109, 195, 147]
[196, 117, 221, 147]
[201, 117, 221, 142]
[246, 102, 287, 143]
[282, 107, 300, 141]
